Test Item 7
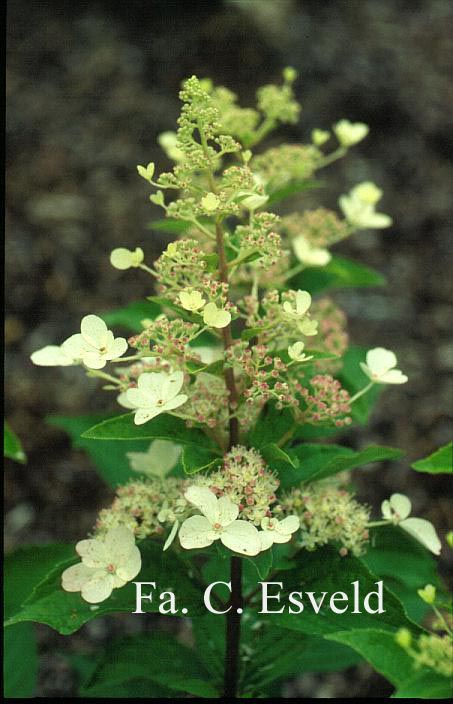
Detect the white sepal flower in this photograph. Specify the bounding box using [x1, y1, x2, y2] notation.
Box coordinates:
[127, 439, 182, 477]
[163, 520, 180, 551]
[312, 128, 330, 146]
[203, 302, 232, 329]
[158, 131, 184, 162]
[179, 486, 261, 556]
[259, 515, 300, 551]
[61, 315, 128, 370]
[179, 289, 206, 311]
[333, 119, 369, 147]
[201, 193, 220, 213]
[381, 494, 441, 555]
[137, 162, 155, 182]
[282, 290, 312, 320]
[125, 371, 188, 425]
[339, 182, 392, 229]
[287, 341, 313, 363]
[238, 192, 269, 210]
[292, 236, 332, 267]
[31, 344, 78, 367]
[360, 348, 408, 385]
[61, 526, 141, 604]
[110, 247, 144, 270]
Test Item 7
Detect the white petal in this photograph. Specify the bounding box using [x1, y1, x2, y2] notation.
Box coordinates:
[389, 493, 412, 520]
[30, 345, 74, 367]
[76, 538, 107, 568]
[125, 387, 152, 409]
[359, 362, 373, 380]
[81, 351, 106, 369]
[179, 515, 215, 549]
[115, 546, 142, 581]
[271, 531, 292, 544]
[162, 394, 188, 413]
[277, 515, 300, 535]
[401, 518, 441, 555]
[117, 391, 137, 409]
[61, 334, 86, 359]
[81, 572, 114, 603]
[378, 369, 408, 385]
[163, 521, 180, 551]
[81, 315, 108, 348]
[105, 526, 135, 556]
[105, 337, 128, 360]
[381, 499, 392, 520]
[259, 531, 274, 551]
[110, 248, 134, 270]
[61, 563, 98, 592]
[184, 486, 218, 524]
[217, 496, 239, 527]
[366, 212, 392, 228]
[137, 372, 167, 395]
[221, 521, 262, 556]
[295, 290, 312, 315]
[133, 408, 163, 425]
[366, 348, 397, 376]
[161, 371, 184, 401]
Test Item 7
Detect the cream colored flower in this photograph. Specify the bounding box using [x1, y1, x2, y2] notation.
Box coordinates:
[110, 247, 144, 270]
[179, 289, 206, 312]
[61, 526, 141, 604]
[201, 193, 220, 213]
[158, 131, 184, 162]
[136, 162, 155, 182]
[179, 486, 261, 556]
[287, 341, 313, 363]
[360, 348, 408, 385]
[127, 440, 182, 478]
[238, 192, 269, 210]
[125, 371, 188, 425]
[61, 315, 128, 370]
[259, 516, 300, 551]
[32, 316, 128, 370]
[292, 235, 332, 267]
[381, 494, 441, 555]
[203, 302, 231, 329]
[334, 119, 369, 147]
[312, 128, 330, 146]
[339, 182, 392, 229]
[282, 291, 318, 336]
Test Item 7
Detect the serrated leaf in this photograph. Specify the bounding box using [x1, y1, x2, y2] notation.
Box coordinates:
[102, 301, 161, 332]
[292, 255, 386, 295]
[81, 412, 218, 451]
[411, 442, 452, 475]
[4, 421, 27, 463]
[81, 633, 218, 698]
[182, 445, 222, 475]
[5, 541, 204, 634]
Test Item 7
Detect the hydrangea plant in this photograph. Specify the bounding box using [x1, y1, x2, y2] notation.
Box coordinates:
[5, 70, 452, 699]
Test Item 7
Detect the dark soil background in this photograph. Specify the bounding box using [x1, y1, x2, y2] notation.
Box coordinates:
[5, 0, 453, 697]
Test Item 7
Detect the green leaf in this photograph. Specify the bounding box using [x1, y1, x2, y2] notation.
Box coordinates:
[247, 404, 296, 449]
[81, 633, 219, 698]
[266, 546, 421, 637]
[292, 255, 385, 295]
[245, 548, 274, 580]
[4, 421, 27, 463]
[3, 623, 38, 697]
[148, 217, 192, 233]
[277, 443, 400, 488]
[5, 540, 204, 634]
[393, 670, 452, 699]
[49, 415, 150, 487]
[102, 301, 161, 332]
[147, 295, 201, 324]
[261, 443, 297, 472]
[411, 442, 453, 475]
[266, 179, 323, 207]
[182, 445, 222, 475]
[81, 412, 218, 450]
[326, 629, 415, 688]
[338, 345, 382, 424]
[362, 526, 443, 623]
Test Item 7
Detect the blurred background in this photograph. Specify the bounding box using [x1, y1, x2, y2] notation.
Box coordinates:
[5, 0, 453, 697]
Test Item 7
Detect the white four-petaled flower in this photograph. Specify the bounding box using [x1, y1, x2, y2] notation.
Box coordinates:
[339, 182, 392, 229]
[282, 290, 318, 336]
[203, 302, 232, 329]
[31, 315, 128, 370]
[381, 494, 441, 555]
[292, 236, 332, 267]
[61, 526, 141, 604]
[110, 247, 144, 270]
[333, 119, 369, 147]
[179, 486, 262, 556]
[179, 289, 206, 311]
[287, 341, 313, 363]
[360, 348, 408, 385]
[127, 439, 182, 477]
[126, 371, 188, 425]
[259, 516, 300, 551]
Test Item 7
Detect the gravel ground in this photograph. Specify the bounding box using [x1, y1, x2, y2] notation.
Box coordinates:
[5, 0, 453, 697]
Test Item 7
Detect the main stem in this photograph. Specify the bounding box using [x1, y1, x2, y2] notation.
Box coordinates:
[215, 218, 242, 698]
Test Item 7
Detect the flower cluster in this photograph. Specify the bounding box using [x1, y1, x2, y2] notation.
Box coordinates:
[252, 144, 319, 191]
[309, 298, 349, 360]
[279, 482, 371, 556]
[299, 374, 352, 427]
